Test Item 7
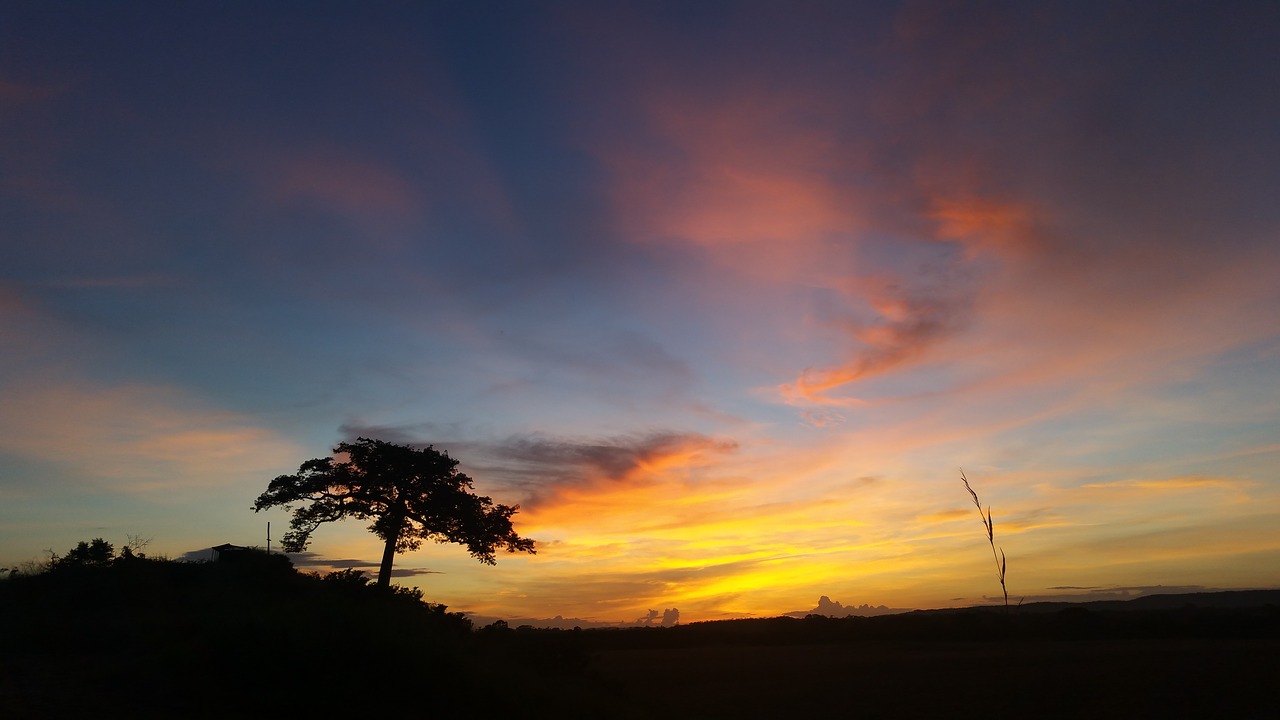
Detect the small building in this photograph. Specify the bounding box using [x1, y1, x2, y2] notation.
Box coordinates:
[210, 543, 255, 562]
[208, 543, 294, 575]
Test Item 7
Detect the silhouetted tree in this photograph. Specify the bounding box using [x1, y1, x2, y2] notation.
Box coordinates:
[253, 438, 535, 589]
[58, 538, 115, 567]
[118, 534, 151, 560]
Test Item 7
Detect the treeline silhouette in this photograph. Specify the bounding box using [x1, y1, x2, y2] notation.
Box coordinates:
[0, 544, 603, 718]
[4, 543, 1279, 718]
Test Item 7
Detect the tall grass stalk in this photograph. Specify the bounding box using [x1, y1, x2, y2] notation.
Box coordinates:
[961, 470, 1008, 611]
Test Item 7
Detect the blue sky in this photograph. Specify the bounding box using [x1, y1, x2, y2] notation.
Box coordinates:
[3, 1, 1279, 622]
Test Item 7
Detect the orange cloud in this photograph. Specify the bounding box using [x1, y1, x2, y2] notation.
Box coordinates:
[928, 195, 1040, 260]
[775, 194, 1044, 407]
[781, 177, 1280, 424]
[511, 432, 740, 527]
[780, 274, 962, 405]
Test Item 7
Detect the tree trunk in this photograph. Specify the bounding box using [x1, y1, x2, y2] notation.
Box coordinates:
[376, 504, 406, 590]
[376, 532, 397, 590]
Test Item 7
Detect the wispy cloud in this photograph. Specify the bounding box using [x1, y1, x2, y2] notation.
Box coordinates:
[782, 279, 967, 404]
[0, 377, 301, 493]
[254, 146, 425, 222]
[1081, 476, 1255, 492]
[350, 429, 741, 510]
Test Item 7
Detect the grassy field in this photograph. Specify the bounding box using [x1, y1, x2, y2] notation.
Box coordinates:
[588, 637, 1279, 719]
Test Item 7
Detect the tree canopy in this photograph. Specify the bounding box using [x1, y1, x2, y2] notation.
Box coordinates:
[58, 538, 114, 567]
[253, 438, 535, 588]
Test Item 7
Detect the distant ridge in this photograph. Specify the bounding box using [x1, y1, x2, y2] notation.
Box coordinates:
[917, 588, 1280, 616]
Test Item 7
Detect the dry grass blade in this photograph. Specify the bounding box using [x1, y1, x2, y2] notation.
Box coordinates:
[962, 474, 981, 509]
[960, 469, 1009, 611]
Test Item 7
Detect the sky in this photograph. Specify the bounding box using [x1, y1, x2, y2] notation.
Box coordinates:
[3, 1, 1279, 624]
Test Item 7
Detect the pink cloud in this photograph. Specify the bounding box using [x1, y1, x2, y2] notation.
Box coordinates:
[593, 83, 866, 285]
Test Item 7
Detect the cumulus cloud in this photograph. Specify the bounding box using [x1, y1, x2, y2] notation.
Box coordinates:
[786, 595, 906, 618]
[634, 608, 681, 626]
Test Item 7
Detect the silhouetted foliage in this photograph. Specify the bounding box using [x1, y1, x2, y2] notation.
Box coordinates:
[57, 537, 115, 567]
[253, 437, 536, 589]
[0, 546, 479, 717]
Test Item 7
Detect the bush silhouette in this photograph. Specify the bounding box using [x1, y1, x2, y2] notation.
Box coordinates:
[0, 546, 479, 716]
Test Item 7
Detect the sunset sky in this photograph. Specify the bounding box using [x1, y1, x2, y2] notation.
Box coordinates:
[3, 1, 1278, 623]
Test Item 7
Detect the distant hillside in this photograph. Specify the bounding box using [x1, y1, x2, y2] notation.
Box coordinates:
[917, 588, 1280, 615]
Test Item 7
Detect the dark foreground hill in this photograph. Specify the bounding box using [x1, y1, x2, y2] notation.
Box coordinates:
[1, 554, 484, 717]
[3, 556, 1277, 718]
[578, 591, 1280, 719]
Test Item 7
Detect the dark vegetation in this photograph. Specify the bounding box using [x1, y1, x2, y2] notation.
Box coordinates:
[3, 544, 1278, 718]
[1, 545, 483, 717]
[253, 438, 535, 590]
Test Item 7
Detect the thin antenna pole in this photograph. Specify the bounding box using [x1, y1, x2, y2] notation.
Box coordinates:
[267, 521, 271, 554]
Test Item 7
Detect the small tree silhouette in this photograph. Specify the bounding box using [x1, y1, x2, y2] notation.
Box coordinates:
[961, 470, 1007, 610]
[254, 438, 536, 590]
[58, 538, 115, 567]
